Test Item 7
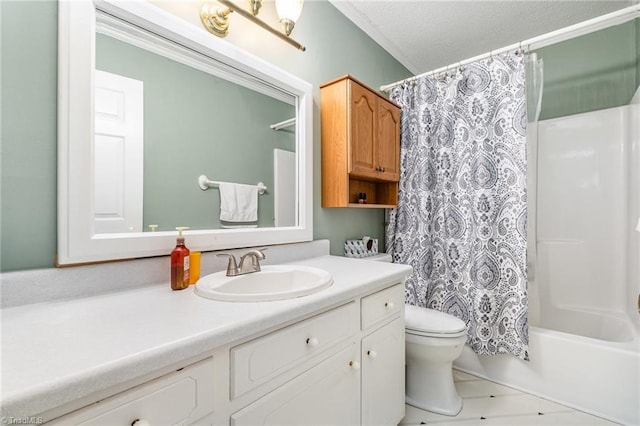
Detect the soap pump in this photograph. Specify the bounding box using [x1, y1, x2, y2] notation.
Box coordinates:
[171, 227, 190, 291]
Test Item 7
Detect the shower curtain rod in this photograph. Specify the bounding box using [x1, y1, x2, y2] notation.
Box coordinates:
[380, 4, 640, 92]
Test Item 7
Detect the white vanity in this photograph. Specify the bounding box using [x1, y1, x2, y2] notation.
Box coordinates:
[1, 253, 411, 425]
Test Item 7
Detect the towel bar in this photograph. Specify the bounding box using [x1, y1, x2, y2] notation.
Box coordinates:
[198, 175, 267, 195]
[270, 117, 296, 130]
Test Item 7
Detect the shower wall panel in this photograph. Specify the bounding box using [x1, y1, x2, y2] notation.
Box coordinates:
[537, 106, 630, 315]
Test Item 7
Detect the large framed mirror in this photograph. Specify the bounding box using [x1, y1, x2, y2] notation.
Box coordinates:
[58, 0, 313, 265]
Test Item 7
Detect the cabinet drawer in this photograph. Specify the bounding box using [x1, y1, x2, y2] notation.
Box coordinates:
[52, 358, 214, 425]
[361, 284, 404, 330]
[231, 302, 358, 399]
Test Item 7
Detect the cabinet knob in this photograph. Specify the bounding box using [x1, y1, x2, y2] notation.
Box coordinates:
[385, 302, 395, 309]
[349, 361, 361, 370]
[306, 337, 319, 347]
[367, 350, 378, 359]
[131, 420, 150, 426]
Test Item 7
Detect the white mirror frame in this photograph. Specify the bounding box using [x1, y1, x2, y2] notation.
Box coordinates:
[57, 0, 313, 265]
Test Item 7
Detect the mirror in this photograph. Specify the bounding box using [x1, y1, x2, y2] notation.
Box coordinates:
[94, 16, 296, 233]
[58, 0, 312, 265]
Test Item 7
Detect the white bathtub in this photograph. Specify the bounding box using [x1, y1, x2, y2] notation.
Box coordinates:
[454, 314, 640, 425]
[535, 306, 637, 343]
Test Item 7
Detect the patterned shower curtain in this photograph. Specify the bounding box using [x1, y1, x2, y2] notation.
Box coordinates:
[387, 51, 529, 360]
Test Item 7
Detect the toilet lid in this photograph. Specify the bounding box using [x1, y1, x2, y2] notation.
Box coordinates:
[405, 304, 467, 335]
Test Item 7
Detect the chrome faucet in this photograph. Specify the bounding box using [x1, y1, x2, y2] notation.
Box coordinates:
[217, 248, 266, 277]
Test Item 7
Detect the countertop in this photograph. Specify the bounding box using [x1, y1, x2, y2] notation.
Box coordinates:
[0, 255, 412, 419]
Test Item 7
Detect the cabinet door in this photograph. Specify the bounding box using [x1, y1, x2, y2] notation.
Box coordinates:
[362, 318, 405, 426]
[349, 81, 378, 179]
[231, 343, 360, 426]
[376, 99, 400, 182]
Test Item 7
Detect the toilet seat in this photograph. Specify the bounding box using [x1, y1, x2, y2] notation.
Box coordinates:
[405, 304, 467, 338]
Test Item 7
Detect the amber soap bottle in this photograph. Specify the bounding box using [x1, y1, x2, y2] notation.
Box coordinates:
[171, 227, 190, 291]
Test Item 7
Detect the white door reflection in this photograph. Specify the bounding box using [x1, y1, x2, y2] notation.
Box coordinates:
[94, 70, 144, 234]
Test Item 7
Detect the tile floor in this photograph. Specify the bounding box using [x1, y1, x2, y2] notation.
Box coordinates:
[399, 370, 619, 425]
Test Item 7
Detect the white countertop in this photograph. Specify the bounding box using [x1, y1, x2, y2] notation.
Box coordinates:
[0, 255, 411, 419]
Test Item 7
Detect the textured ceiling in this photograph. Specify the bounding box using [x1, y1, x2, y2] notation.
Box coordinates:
[329, 0, 637, 75]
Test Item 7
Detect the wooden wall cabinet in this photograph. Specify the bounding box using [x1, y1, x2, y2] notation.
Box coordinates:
[321, 75, 401, 208]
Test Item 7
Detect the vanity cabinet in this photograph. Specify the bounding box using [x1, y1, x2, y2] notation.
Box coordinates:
[44, 285, 405, 426]
[321, 75, 401, 208]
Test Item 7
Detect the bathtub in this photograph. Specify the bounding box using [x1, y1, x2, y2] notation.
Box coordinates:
[454, 313, 640, 425]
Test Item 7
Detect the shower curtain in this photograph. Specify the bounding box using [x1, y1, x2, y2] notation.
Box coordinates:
[387, 51, 529, 359]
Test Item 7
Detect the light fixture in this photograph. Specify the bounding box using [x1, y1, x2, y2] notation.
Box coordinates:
[248, 0, 262, 15]
[275, 0, 303, 36]
[200, 0, 306, 51]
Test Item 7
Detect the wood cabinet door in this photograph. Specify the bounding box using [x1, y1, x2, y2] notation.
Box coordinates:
[376, 99, 401, 182]
[349, 81, 377, 179]
[231, 343, 360, 426]
[362, 318, 405, 426]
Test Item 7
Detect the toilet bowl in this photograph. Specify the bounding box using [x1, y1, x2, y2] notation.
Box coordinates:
[405, 304, 467, 416]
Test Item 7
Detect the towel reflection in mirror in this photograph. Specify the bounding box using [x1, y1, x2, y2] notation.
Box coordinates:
[219, 182, 259, 227]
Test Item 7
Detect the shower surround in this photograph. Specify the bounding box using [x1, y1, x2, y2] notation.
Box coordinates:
[455, 102, 640, 425]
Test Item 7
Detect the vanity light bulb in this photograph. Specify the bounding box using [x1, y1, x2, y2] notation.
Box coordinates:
[275, 0, 303, 21]
[275, 0, 303, 24]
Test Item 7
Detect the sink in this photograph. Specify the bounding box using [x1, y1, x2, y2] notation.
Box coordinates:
[194, 265, 333, 302]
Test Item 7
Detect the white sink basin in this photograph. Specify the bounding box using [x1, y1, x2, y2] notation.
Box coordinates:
[194, 265, 333, 302]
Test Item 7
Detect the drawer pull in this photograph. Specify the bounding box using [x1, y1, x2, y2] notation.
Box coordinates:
[349, 361, 361, 370]
[306, 337, 319, 347]
[131, 419, 150, 426]
[367, 350, 378, 359]
[384, 302, 395, 309]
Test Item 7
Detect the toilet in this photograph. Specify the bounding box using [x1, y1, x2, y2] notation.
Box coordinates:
[404, 304, 467, 416]
[353, 252, 468, 415]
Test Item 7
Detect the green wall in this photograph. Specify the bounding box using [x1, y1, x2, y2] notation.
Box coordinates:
[535, 19, 638, 120]
[1, 1, 58, 271]
[0, 0, 410, 271]
[5, 1, 635, 272]
[96, 34, 295, 231]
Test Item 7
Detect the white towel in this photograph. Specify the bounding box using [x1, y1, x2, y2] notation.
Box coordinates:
[219, 182, 258, 222]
